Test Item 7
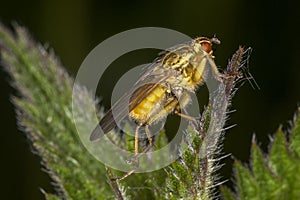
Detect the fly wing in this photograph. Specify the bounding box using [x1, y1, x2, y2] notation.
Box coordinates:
[90, 62, 176, 141]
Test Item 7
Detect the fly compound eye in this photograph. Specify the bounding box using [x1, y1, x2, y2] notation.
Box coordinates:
[194, 37, 213, 54]
[200, 41, 212, 54]
[195, 36, 220, 55]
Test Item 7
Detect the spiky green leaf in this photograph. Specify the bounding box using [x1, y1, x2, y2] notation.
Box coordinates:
[0, 23, 113, 199]
[223, 107, 300, 200]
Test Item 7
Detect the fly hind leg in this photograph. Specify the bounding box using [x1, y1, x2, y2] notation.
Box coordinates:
[127, 125, 155, 162]
[111, 125, 155, 181]
[141, 125, 155, 154]
[111, 125, 141, 181]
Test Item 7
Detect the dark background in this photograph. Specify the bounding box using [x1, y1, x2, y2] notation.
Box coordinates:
[1, 0, 300, 199]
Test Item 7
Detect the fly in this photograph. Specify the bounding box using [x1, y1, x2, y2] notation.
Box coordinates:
[91, 36, 221, 180]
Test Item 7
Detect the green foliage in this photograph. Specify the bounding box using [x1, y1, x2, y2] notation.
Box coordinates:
[165, 114, 216, 199]
[222, 107, 300, 200]
[0, 23, 113, 199]
[290, 107, 300, 156]
[220, 186, 236, 200]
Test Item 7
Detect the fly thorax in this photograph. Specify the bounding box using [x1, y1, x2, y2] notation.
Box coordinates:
[162, 52, 181, 67]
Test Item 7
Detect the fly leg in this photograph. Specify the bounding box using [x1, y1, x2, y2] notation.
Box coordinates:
[111, 125, 141, 181]
[206, 55, 242, 80]
[127, 125, 154, 161]
[174, 110, 197, 122]
[139, 125, 155, 154]
[173, 91, 199, 123]
[219, 73, 242, 80]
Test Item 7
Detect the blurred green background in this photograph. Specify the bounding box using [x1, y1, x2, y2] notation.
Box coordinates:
[1, 0, 299, 199]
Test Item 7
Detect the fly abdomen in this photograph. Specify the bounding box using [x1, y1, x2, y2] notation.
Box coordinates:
[129, 85, 166, 124]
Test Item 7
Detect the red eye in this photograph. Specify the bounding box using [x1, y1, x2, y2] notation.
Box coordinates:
[200, 41, 212, 53]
